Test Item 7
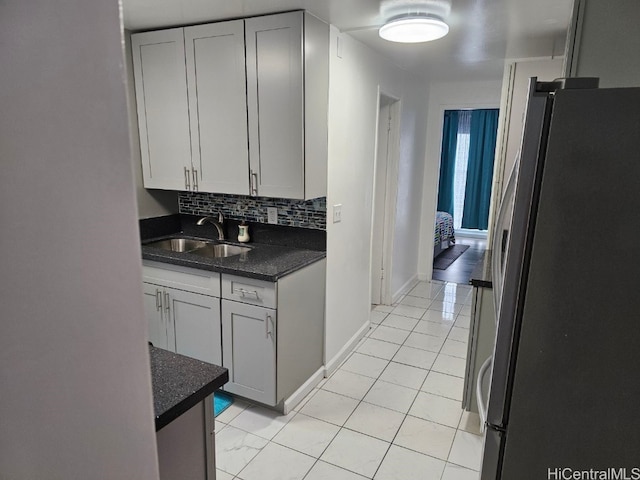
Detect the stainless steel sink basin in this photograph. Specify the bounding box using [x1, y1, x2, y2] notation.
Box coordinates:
[144, 238, 208, 253]
[190, 243, 252, 259]
[144, 237, 252, 258]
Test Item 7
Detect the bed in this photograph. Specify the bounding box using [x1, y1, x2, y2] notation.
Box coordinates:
[434, 211, 456, 258]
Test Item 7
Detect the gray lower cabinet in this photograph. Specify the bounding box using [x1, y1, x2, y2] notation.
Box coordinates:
[221, 300, 277, 405]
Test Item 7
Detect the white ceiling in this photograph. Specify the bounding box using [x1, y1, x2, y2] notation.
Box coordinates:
[122, 0, 573, 81]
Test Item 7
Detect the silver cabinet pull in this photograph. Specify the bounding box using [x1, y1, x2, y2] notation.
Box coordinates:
[192, 168, 198, 191]
[266, 314, 273, 339]
[155, 289, 162, 311]
[164, 292, 170, 315]
[237, 288, 259, 299]
[184, 166, 191, 190]
[250, 171, 258, 196]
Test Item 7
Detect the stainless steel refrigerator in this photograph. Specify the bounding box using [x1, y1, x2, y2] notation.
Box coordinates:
[480, 78, 640, 479]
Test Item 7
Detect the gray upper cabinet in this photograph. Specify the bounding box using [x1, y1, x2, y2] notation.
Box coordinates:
[132, 28, 191, 191]
[185, 21, 250, 195]
[131, 11, 328, 200]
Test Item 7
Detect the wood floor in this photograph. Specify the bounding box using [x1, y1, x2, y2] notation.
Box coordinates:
[432, 236, 487, 285]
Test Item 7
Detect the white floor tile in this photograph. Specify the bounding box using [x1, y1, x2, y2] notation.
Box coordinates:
[320, 428, 390, 478]
[356, 338, 400, 360]
[458, 410, 483, 436]
[294, 388, 318, 412]
[391, 304, 427, 319]
[369, 325, 411, 345]
[421, 371, 464, 401]
[322, 369, 376, 400]
[413, 320, 452, 338]
[442, 463, 481, 480]
[399, 295, 432, 309]
[432, 354, 467, 378]
[299, 389, 359, 426]
[440, 338, 468, 359]
[215, 425, 269, 476]
[429, 301, 463, 316]
[393, 416, 456, 461]
[408, 282, 443, 299]
[459, 305, 472, 317]
[434, 289, 469, 307]
[454, 314, 471, 329]
[448, 326, 470, 343]
[409, 392, 463, 428]
[304, 460, 370, 480]
[392, 346, 437, 370]
[370, 310, 388, 325]
[423, 308, 458, 323]
[403, 331, 446, 353]
[379, 362, 428, 390]
[381, 314, 420, 331]
[374, 444, 446, 480]
[344, 402, 405, 442]
[272, 412, 340, 457]
[237, 442, 315, 480]
[215, 397, 251, 424]
[373, 304, 395, 314]
[229, 404, 294, 440]
[340, 352, 389, 379]
[448, 430, 484, 471]
[216, 470, 234, 480]
[363, 380, 418, 414]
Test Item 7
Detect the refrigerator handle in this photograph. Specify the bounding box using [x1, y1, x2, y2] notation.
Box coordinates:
[491, 154, 520, 321]
[476, 356, 493, 432]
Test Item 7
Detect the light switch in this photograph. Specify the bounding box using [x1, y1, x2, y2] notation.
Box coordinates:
[267, 207, 278, 224]
[333, 204, 342, 223]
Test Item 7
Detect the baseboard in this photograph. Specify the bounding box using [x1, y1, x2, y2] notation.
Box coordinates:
[282, 366, 324, 415]
[391, 274, 419, 304]
[324, 321, 370, 377]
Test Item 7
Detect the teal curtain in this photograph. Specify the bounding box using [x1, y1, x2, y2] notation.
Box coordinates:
[436, 110, 460, 216]
[461, 109, 499, 230]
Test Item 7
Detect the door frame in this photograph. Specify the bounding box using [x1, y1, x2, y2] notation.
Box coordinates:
[370, 89, 401, 306]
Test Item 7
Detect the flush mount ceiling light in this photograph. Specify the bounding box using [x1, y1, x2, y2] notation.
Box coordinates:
[379, 14, 449, 43]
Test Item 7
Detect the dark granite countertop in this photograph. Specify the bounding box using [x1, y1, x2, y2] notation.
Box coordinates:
[140, 215, 326, 281]
[149, 346, 228, 431]
[470, 250, 493, 288]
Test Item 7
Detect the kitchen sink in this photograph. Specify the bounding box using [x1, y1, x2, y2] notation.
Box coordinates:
[189, 243, 252, 259]
[144, 238, 208, 252]
[144, 237, 252, 258]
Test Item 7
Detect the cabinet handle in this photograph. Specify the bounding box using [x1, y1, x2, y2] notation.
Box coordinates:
[164, 292, 170, 316]
[266, 314, 273, 339]
[237, 288, 259, 299]
[250, 171, 258, 196]
[184, 167, 191, 190]
[192, 168, 198, 191]
[155, 289, 162, 311]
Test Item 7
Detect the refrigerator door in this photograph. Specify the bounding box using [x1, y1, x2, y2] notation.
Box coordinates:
[498, 86, 640, 476]
[485, 79, 554, 430]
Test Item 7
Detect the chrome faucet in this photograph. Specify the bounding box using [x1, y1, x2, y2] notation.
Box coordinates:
[196, 212, 225, 240]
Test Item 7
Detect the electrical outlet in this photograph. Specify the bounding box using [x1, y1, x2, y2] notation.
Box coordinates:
[267, 207, 278, 224]
[333, 204, 342, 223]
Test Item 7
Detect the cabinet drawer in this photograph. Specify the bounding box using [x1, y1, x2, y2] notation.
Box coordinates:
[221, 274, 276, 308]
[143, 261, 220, 297]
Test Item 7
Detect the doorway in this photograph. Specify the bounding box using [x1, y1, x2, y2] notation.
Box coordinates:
[370, 93, 400, 306]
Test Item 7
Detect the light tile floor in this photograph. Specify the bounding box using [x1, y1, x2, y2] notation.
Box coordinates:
[215, 280, 483, 480]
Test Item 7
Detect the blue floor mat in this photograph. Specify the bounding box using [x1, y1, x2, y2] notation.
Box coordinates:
[214, 391, 233, 417]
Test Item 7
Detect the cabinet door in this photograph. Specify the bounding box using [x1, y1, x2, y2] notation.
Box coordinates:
[167, 288, 222, 366]
[143, 282, 169, 350]
[245, 12, 304, 199]
[131, 29, 191, 191]
[185, 21, 250, 195]
[221, 300, 276, 405]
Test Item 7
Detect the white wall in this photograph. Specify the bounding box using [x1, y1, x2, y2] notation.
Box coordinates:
[125, 31, 180, 219]
[417, 80, 503, 280]
[0, 1, 159, 478]
[325, 27, 429, 369]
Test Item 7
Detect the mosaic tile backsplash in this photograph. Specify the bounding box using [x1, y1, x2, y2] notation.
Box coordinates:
[179, 192, 326, 230]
